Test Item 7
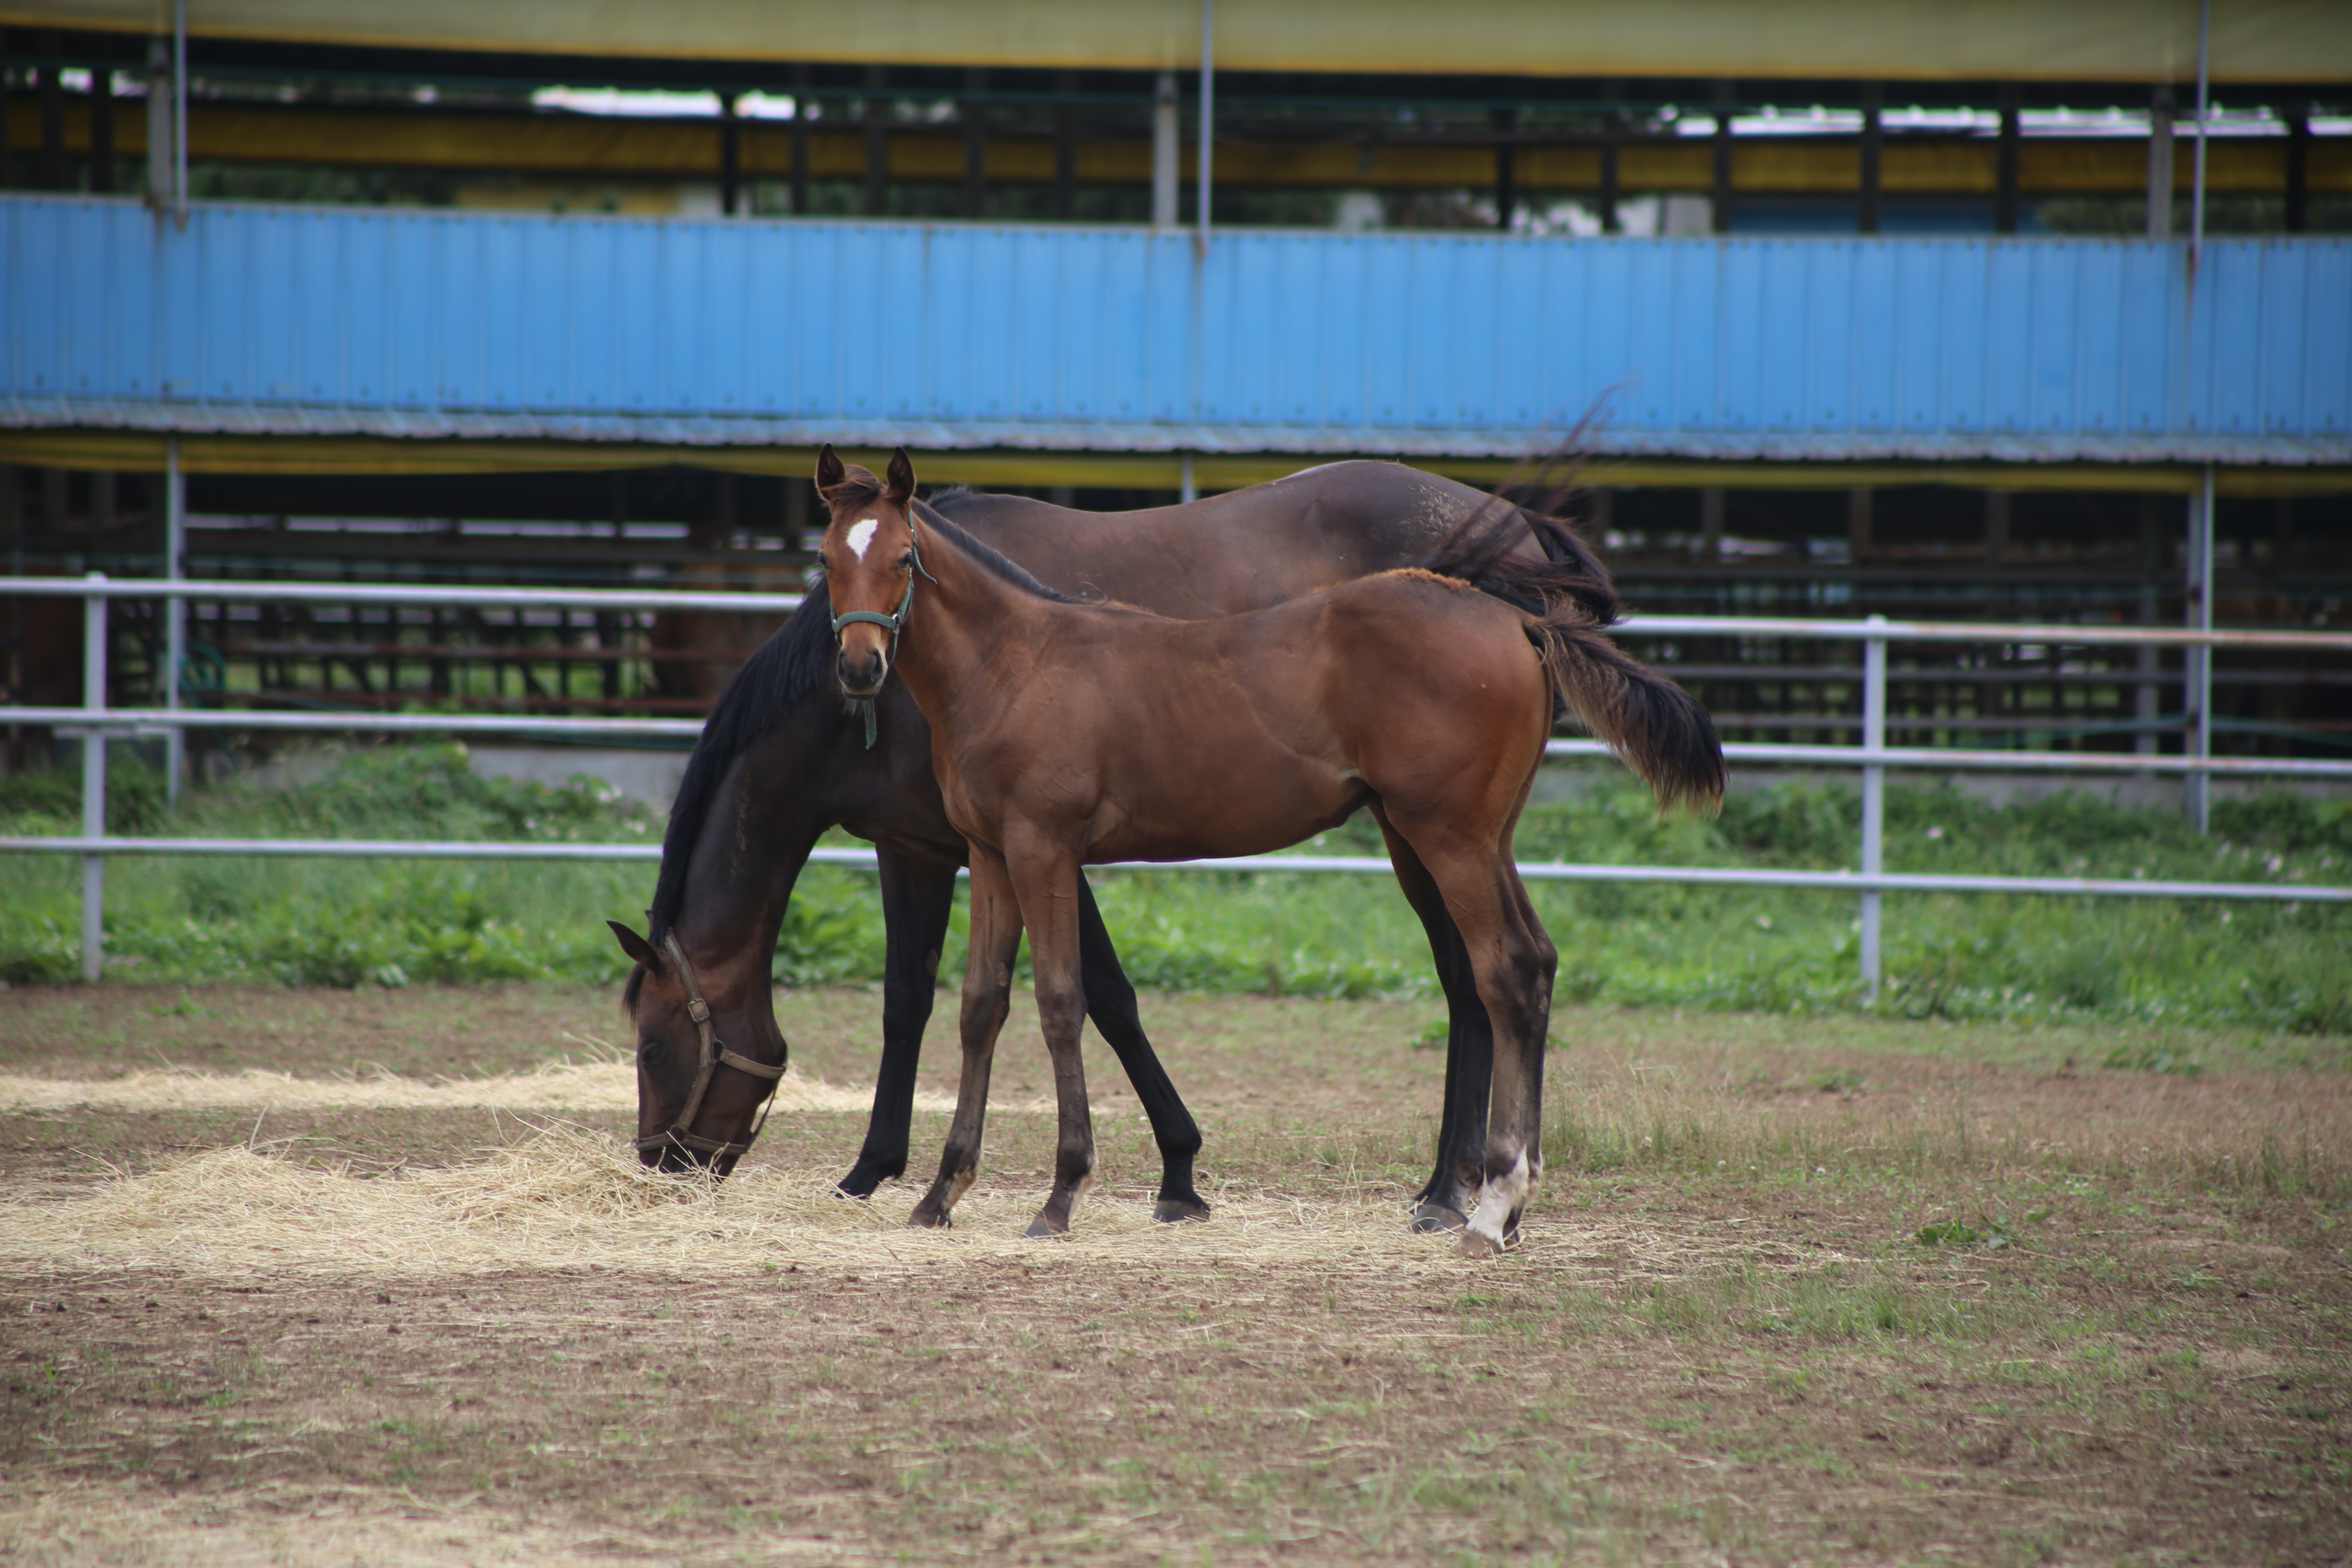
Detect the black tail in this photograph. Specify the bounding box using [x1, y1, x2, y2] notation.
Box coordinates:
[1523, 617, 1726, 818]
[1416, 451, 1724, 819]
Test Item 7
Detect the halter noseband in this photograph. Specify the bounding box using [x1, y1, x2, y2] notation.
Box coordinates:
[633, 931, 785, 1163]
[827, 515, 937, 748]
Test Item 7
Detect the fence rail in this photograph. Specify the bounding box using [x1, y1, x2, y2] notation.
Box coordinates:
[4, 575, 2348, 994]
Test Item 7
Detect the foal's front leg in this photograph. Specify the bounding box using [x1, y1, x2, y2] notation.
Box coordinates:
[1011, 839, 1094, 1238]
[907, 843, 1022, 1229]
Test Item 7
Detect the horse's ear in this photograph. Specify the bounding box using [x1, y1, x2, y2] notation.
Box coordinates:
[884, 448, 915, 505]
[815, 445, 846, 501]
[608, 920, 662, 971]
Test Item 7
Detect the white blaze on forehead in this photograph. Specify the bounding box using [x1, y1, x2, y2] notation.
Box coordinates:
[846, 518, 880, 560]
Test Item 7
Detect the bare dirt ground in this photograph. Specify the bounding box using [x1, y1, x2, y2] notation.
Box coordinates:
[1, 983, 2347, 1566]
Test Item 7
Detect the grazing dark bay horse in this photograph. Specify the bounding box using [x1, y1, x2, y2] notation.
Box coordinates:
[609, 459, 1617, 1225]
[817, 448, 1722, 1253]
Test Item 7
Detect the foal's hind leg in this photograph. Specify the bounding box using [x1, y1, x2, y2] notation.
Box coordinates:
[1394, 832, 1556, 1257]
[907, 843, 1022, 1229]
[1371, 808, 1490, 1233]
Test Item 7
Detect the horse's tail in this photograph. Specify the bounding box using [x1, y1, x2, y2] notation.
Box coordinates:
[1523, 613, 1726, 817]
[1416, 506, 1724, 819]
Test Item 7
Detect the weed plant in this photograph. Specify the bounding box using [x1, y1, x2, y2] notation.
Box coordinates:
[1, 746, 2345, 1036]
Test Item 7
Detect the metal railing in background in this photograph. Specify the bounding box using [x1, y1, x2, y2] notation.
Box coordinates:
[3, 577, 2349, 995]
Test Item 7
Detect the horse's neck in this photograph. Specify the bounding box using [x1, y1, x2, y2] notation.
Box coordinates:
[670, 741, 815, 994]
[898, 520, 1048, 711]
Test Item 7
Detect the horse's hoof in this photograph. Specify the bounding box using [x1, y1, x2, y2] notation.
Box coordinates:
[1025, 1214, 1070, 1239]
[837, 1161, 902, 1200]
[907, 1205, 953, 1230]
[1410, 1201, 1468, 1234]
[1152, 1197, 1212, 1225]
[1458, 1229, 1507, 1260]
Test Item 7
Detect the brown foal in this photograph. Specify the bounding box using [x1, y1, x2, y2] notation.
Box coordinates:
[818, 448, 1719, 1254]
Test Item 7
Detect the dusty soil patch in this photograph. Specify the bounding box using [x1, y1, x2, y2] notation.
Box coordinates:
[0, 985, 2347, 1565]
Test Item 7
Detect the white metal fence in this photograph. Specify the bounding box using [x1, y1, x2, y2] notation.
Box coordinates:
[4, 573, 2349, 995]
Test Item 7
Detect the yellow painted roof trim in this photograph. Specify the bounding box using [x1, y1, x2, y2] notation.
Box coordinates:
[7, 430, 2350, 497]
[9, 0, 2346, 83]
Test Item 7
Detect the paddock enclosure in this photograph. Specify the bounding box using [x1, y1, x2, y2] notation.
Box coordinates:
[6, 1, 2352, 1562]
[2, 983, 2349, 1564]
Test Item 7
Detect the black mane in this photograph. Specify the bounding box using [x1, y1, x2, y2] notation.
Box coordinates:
[911, 500, 1087, 604]
[644, 592, 838, 942]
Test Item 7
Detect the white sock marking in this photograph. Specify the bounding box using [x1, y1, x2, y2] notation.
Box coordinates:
[1467, 1149, 1532, 1247]
[846, 518, 879, 560]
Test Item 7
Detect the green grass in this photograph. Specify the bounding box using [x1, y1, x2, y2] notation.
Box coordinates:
[2, 744, 2347, 1037]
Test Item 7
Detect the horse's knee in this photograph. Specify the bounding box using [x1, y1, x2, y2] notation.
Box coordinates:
[959, 990, 1007, 1042]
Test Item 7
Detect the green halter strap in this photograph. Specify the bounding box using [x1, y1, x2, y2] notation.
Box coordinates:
[827, 519, 938, 748]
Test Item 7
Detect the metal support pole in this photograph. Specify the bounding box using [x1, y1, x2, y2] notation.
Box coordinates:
[2190, 0, 2210, 279]
[81, 572, 107, 982]
[862, 66, 890, 217]
[1196, 0, 1214, 254]
[2146, 85, 2174, 240]
[1052, 70, 1077, 219]
[145, 35, 172, 212]
[962, 67, 989, 219]
[718, 91, 741, 216]
[1859, 615, 1886, 1004]
[172, 0, 187, 227]
[1179, 454, 1197, 505]
[2186, 468, 2215, 833]
[1857, 82, 1882, 235]
[1152, 71, 1179, 228]
[164, 436, 185, 808]
[1710, 79, 1735, 234]
[1994, 83, 2021, 235]
[788, 64, 811, 215]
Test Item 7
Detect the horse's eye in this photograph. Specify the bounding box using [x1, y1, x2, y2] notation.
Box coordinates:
[899, 551, 916, 569]
[637, 1039, 664, 1065]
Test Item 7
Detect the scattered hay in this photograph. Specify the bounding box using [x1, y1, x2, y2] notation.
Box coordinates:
[0, 1477, 835, 1568]
[0, 1125, 1446, 1278]
[0, 1063, 968, 1116]
[0, 1126, 1778, 1282]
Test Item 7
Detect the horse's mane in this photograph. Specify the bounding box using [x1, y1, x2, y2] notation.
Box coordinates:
[916, 505, 1087, 604]
[642, 592, 838, 947]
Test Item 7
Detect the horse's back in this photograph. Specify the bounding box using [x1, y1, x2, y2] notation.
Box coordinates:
[937, 462, 1525, 617]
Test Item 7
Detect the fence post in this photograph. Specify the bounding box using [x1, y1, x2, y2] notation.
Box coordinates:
[164, 436, 185, 809]
[1859, 614, 1886, 1004]
[81, 572, 108, 983]
[2185, 466, 2216, 835]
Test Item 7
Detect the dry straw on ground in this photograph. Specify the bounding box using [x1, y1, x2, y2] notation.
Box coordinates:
[0, 1122, 1816, 1283]
[0, 1063, 967, 1116]
[0, 1479, 719, 1568]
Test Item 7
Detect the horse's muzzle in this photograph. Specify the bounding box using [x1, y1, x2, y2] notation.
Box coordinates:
[837, 646, 888, 699]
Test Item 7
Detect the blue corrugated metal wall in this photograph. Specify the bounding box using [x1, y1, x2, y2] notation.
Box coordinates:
[5, 196, 2346, 464]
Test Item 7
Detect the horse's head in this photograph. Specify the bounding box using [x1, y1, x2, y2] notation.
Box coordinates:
[815, 444, 920, 701]
[610, 919, 786, 1174]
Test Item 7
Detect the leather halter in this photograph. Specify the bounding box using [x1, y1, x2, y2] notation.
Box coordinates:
[827, 516, 937, 748]
[633, 931, 785, 1163]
